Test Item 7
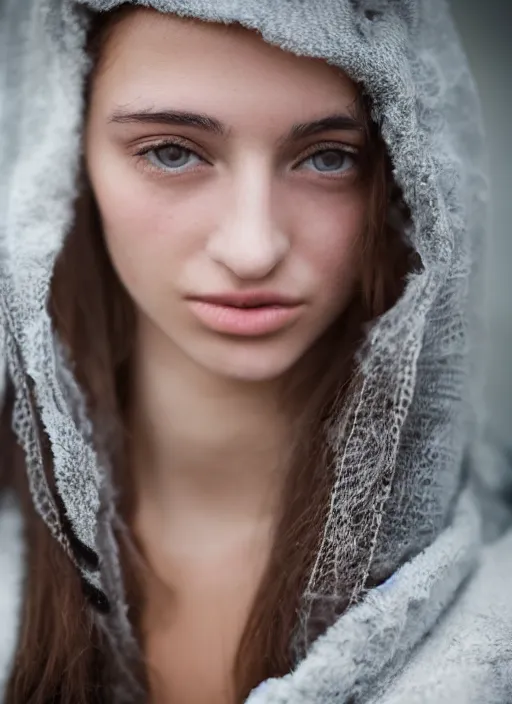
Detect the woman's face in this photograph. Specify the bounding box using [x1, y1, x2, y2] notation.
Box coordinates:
[86, 9, 369, 382]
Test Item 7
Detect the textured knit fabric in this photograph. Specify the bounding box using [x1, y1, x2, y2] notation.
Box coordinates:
[1, 0, 511, 702]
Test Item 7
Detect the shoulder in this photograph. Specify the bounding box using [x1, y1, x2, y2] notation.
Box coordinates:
[0, 494, 25, 698]
[374, 528, 512, 704]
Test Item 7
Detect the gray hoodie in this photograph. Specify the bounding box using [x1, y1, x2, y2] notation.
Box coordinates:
[1, 0, 512, 702]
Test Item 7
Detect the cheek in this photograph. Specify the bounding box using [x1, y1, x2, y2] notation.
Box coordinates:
[296, 191, 366, 297]
[89, 159, 203, 298]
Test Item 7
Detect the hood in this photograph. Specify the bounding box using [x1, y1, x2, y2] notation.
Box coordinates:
[0, 0, 501, 700]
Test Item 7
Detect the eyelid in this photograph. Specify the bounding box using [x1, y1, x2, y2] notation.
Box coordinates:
[134, 136, 208, 160]
[297, 140, 360, 157]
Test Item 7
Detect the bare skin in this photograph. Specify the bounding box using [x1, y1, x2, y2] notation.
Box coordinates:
[86, 8, 368, 702]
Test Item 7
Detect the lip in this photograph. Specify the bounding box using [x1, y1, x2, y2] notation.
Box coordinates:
[188, 291, 303, 308]
[186, 292, 304, 337]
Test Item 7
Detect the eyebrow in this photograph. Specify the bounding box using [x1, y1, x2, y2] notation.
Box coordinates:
[108, 108, 363, 143]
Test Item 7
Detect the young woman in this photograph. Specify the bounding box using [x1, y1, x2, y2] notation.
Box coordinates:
[1, 1, 511, 703]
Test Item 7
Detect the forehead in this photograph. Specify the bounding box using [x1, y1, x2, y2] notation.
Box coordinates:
[91, 8, 359, 117]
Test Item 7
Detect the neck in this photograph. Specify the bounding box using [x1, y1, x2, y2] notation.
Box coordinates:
[128, 322, 292, 531]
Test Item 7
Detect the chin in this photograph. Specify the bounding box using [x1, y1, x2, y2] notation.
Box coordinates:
[189, 339, 305, 383]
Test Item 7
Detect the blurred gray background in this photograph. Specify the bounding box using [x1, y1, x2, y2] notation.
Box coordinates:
[451, 0, 512, 443]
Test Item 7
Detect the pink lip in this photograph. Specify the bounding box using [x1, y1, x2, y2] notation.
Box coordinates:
[187, 296, 304, 336]
[189, 291, 302, 308]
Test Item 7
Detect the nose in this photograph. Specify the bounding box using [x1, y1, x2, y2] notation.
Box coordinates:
[206, 166, 290, 280]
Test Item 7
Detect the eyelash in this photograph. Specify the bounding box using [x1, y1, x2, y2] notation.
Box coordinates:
[133, 138, 360, 179]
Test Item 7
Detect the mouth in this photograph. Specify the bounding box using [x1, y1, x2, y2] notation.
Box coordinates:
[186, 292, 304, 337]
[219, 302, 285, 309]
[188, 291, 302, 309]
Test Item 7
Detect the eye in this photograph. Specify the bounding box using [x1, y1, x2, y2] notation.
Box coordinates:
[298, 146, 358, 177]
[135, 140, 359, 178]
[137, 141, 206, 173]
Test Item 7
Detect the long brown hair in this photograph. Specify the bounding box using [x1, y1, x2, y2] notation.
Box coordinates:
[1, 6, 413, 703]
